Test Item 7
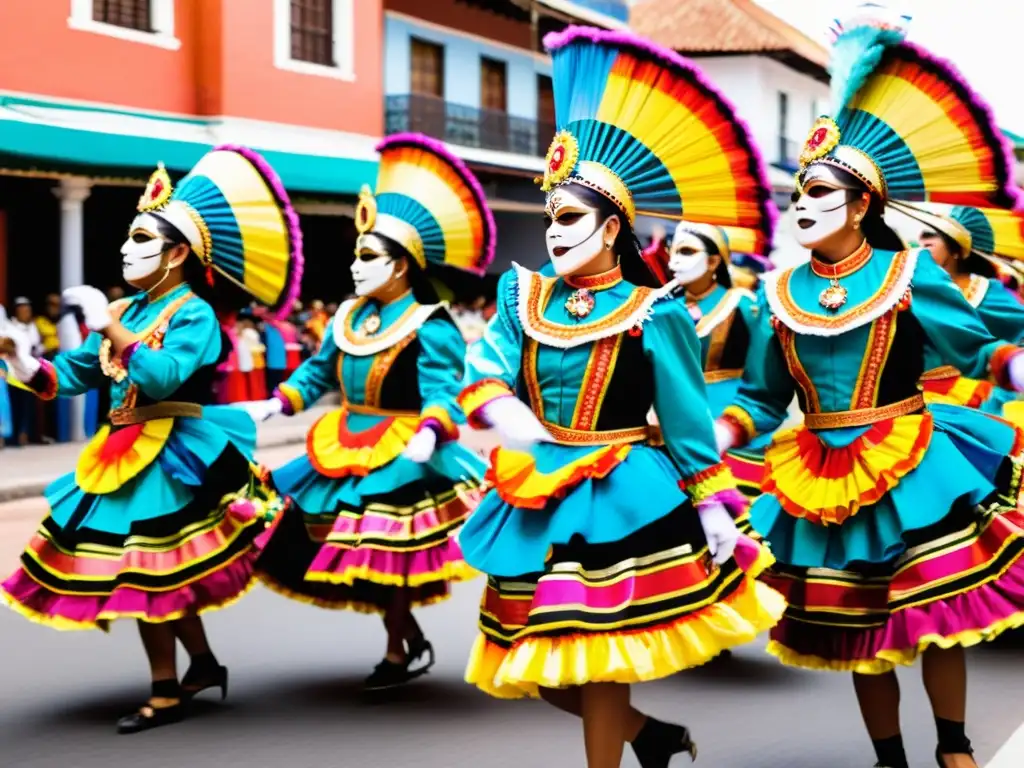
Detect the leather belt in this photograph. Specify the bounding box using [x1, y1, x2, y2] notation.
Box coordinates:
[704, 369, 743, 384]
[541, 420, 658, 446]
[109, 402, 204, 426]
[803, 394, 925, 430]
[918, 365, 961, 382]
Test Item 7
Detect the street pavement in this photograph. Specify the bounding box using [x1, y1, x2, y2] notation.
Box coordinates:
[0, 444, 1022, 767]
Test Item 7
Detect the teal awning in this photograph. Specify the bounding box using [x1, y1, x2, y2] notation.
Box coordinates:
[0, 97, 376, 196]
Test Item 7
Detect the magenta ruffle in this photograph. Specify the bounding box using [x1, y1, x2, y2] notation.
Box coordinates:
[212, 144, 305, 319]
[306, 535, 472, 586]
[375, 133, 497, 273]
[770, 555, 1024, 669]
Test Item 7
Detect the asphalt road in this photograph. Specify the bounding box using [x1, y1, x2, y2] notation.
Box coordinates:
[0, 444, 1021, 768]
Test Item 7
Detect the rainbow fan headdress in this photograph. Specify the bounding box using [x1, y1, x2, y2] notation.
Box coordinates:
[540, 26, 777, 245]
[137, 146, 303, 319]
[354, 133, 496, 275]
[798, 3, 1021, 209]
[903, 202, 1024, 262]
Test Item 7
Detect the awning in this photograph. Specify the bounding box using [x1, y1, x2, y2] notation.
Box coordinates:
[0, 95, 377, 196]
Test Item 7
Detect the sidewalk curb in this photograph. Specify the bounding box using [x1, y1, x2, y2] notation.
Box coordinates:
[0, 431, 308, 504]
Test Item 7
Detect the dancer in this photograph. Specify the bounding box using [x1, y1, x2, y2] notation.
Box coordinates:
[0, 147, 302, 733]
[457, 27, 785, 768]
[913, 205, 1024, 425]
[714, 9, 1024, 768]
[641, 216, 776, 498]
[248, 133, 493, 690]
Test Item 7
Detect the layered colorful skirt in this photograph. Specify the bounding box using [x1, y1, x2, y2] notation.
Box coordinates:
[460, 441, 785, 698]
[0, 407, 281, 629]
[920, 366, 1024, 430]
[256, 406, 486, 612]
[751, 403, 1024, 673]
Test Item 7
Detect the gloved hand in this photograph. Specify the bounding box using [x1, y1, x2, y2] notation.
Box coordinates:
[402, 427, 438, 463]
[698, 501, 740, 566]
[1009, 353, 1024, 392]
[714, 419, 737, 455]
[240, 398, 284, 423]
[0, 320, 40, 382]
[62, 285, 112, 332]
[481, 396, 553, 451]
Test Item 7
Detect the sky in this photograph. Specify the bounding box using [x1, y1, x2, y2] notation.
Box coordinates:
[752, 0, 1024, 134]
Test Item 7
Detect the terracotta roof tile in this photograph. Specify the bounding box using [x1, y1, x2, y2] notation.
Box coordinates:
[631, 0, 828, 69]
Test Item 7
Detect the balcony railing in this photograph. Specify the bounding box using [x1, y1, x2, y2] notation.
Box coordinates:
[386, 94, 556, 158]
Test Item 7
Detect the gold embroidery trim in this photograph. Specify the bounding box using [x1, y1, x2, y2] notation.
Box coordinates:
[774, 249, 910, 331]
[362, 333, 416, 408]
[344, 402, 420, 418]
[99, 292, 195, 382]
[803, 394, 924, 430]
[704, 368, 743, 384]
[522, 270, 655, 340]
[571, 335, 623, 430]
[919, 365, 961, 382]
[775, 321, 820, 412]
[704, 299, 738, 373]
[541, 420, 655, 446]
[341, 295, 421, 349]
[850, 308, 897, 409]
[522, 338, 545, 419]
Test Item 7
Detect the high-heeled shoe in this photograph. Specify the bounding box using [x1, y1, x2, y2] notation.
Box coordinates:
[116, 679, 185, 734]
[631, 717, 697, 767]
[181, 659, 229, 701]
[364, 635, 436, 691]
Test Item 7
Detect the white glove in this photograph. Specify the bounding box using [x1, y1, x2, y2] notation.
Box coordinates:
[699, 501, 740, 566]
[240, 398, 283, 423]
[714, 420, 737, 455]
[0, 320, 41, 381]
[481, 396, 552, 451]
[62, 285, 112, 331]
[402, 427, 438, 463]
[1009, 353, 1024, 392]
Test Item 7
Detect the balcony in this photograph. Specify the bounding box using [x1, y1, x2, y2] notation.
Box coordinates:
[386, 94, 556, 158]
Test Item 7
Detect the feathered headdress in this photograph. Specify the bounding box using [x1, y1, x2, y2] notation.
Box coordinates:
[903, 202, 1024, 261]
[137, 146, 304, 319]
[540, 26, 778, 242]
[798, 3, 1021, 209]
[354, 133, 496, 275]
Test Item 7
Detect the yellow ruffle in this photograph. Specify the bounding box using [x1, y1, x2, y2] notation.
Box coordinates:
[307, 408, 419, 478]
[465, 578, 785, 699]
[1001, 401, 1024, 430]
[921, 375, 993, 408]
[305, 559, 479, 589]
[75, 418, 175, 495]
[488, 444, 631, 510]
[762, 414, 932, 526]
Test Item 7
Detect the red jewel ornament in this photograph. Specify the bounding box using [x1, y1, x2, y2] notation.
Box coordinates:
[807, 127, 828, 151]
[549, 145, 565, 173]
[565, 288, 595, 319]
[628, 322, 643, 337]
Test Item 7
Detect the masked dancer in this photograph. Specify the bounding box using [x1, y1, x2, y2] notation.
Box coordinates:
[714, 9, 1024, 768]
[248, 134, 492, 690]
[0, 147, 302, 732]
[457, 27, 785, 768]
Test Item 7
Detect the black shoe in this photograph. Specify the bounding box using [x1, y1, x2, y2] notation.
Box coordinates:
[935, 743, 975, 767]
[181, 661, 229, 701]
[364, 644, 435, 692]
[631, 718, 697, 767]
[406, 634, 436, 674]
[116, 680, 184, 734]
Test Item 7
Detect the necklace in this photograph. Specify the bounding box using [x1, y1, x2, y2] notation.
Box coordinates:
[811, 240, 871, 311]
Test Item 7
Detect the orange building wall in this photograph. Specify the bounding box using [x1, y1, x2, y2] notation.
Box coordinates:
[0, 0, 199, 114]
[0, 0, 383, 136]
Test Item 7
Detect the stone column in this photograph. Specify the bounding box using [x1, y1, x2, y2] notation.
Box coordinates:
[52, 177, 93, 442]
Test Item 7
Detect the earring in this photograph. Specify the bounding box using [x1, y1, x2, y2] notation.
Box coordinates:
[854, 216, 862, 230]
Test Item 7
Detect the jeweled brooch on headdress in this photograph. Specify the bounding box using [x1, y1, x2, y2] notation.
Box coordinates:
[799, 117, 841, 170]
[137, 162, 173, 212]
[355, 183, 377, 235]
[540, 130, 579, 192]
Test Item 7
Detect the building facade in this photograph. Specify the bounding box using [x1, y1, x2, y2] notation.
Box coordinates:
[0, 0, 384, 307]
[381, 0, 628, 272]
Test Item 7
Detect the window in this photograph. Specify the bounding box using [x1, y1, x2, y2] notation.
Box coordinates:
[480, 57, 508, 113]
[290, 0, 333, 66]
[411, 38, 445, 98]
[68, 0, 179, 49]
[93, 0, 150, 31]
[273, 0, 355, 81]
[778, 91, 790, 163]
[537, 75, 555, 125]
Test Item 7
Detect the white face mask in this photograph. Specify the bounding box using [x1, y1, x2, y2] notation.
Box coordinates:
[121, 213, 170, 282]
[793, 167, 858, 250]
[668, 229, 711, 285]
[544, 188, 609, 276]
[351, 235, 397, 297]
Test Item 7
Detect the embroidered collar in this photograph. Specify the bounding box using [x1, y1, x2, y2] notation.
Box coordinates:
[332, 296, 448, 356]
[694, 288, 755, 339]
[765, 249, 917, 337]
[810, 240, 872, 279]
[565, 265, 622, 291]
[513, 263, 676, 349]
[685, 281, 719, 303]
[957, 273, 989, 308]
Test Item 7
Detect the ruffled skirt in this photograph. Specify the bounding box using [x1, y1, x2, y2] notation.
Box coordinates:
[461, 443, 784, 698]
[0, 407, 281, 630]
[750, 403, 1024, 673]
